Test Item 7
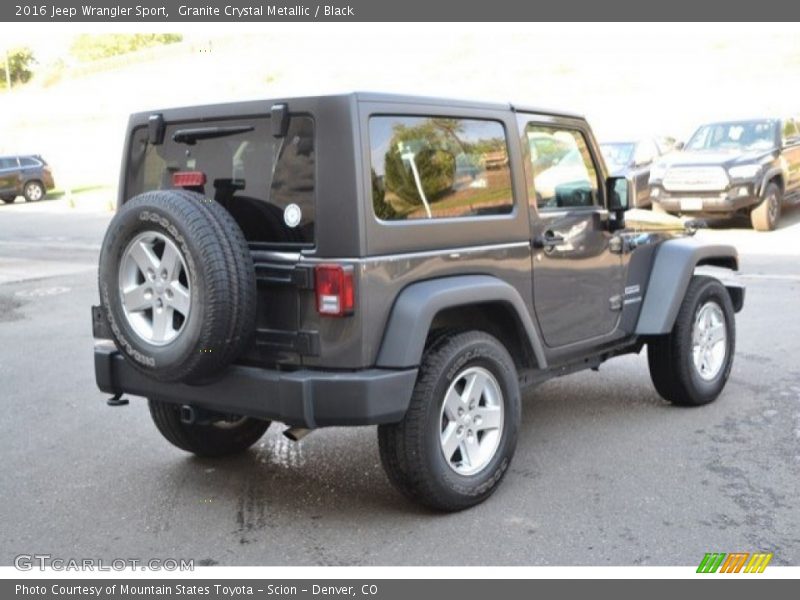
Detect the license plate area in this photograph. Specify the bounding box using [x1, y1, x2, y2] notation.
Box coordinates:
[680, 197, 704, 211]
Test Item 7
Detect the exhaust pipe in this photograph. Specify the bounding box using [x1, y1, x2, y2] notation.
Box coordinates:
[283, 427, 313, 442]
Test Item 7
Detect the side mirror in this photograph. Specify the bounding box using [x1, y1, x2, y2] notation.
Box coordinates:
[675, 141, 685, 151]
[607, 176, 629, 230]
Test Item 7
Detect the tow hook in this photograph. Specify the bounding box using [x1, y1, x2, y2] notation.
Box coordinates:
[283, 427, 313, 442]
[106, 393, 129, 406]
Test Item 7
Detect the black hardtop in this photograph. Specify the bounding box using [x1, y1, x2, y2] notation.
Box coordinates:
[128, 91, 584, 122]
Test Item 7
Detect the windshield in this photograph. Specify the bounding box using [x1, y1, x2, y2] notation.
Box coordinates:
[685, 120, 777, 152]
[600, 142, 635, 169]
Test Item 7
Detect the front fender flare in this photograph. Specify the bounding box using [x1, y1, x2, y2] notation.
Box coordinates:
[757, 167, 785, 197]
[635, 237, 740, 335]
[375, 275, 547, 369]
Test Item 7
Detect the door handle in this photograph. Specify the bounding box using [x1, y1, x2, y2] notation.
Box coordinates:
[533, 232, 566, 249]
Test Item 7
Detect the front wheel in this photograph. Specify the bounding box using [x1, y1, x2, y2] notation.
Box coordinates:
[378, 331, 521, 511]
[23, 181, 45, 202]
[148, 399, 270, 457]
[750, 182, 781, 231]
[1, 195, 15, 204]
[648, 276, 736, 406]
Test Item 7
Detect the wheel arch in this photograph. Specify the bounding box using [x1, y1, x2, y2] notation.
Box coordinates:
[758, 169, 784, 197]
[23, 178, 44, 192]
[375, 275, 547, 370]
[636, 237, 742, 335]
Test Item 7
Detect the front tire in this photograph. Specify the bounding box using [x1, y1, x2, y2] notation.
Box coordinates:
[23, 181, 45, 202]
[648, 276, 736, 406]
[1, 195, 15, 204]
[750, 182, 781, 231]
[148, 399, 270, 457]
[378, 331, 521, 511]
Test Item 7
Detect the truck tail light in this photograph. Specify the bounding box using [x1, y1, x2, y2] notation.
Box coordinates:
[314, 264, 354, 317]
[172, 171, 207, 188]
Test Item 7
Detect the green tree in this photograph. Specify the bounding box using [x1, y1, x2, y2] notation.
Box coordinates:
[70, 34, 183, 62]
[383, 119, 460, 206]
[1, 47, 35, 88]
[371, 169, 397, 220]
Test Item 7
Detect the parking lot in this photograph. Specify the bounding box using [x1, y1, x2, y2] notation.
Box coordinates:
[1, 196, 799, 566]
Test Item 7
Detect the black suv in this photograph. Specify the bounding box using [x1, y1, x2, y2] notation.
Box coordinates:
[93, 93, 744, 511]
[649, 118, 800, 231]
[0, 154, 55, 203]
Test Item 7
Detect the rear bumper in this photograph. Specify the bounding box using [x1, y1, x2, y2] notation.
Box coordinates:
[94, 343, 417, 428]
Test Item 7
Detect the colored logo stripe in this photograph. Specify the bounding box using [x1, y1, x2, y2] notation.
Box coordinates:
[744, 553, 773, 573]
[720, 553, 749, 573]
[697, 553, 726, 573]
[697, 552, 773, 573]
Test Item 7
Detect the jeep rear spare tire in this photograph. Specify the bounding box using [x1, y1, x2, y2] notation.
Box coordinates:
[97, 191, 256, 383]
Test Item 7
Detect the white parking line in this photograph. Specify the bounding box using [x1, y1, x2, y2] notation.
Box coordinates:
[0, 258, 96, 285]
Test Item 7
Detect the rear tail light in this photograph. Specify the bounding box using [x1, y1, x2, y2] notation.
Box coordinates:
[314, 264, 354, 317]
[172, 171, 207, 188]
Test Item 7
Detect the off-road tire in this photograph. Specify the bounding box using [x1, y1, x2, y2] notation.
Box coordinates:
[648, 276, 736, 406]
[97, 190, 256, 383]
[168, 189, 258, 378]
[148, 399, 269, 457]
[378, 331, 521, 511]
[750, 182, 781, 232]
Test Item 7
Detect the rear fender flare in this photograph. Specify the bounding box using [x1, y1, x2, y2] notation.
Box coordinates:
[375, 275, 547, 369]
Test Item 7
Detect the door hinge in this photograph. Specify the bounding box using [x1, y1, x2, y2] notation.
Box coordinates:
[609, 295, 623, 311]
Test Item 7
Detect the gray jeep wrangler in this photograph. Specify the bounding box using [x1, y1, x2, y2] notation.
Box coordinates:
[93, 93, 744, 511]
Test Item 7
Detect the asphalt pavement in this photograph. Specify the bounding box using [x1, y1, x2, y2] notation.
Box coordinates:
[1, 196, 798, 566]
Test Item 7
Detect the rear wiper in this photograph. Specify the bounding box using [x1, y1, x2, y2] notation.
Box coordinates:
[172, 125, 254, 145]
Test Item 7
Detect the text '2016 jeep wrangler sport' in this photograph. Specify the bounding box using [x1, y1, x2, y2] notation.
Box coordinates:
[93, 93, 745, 511]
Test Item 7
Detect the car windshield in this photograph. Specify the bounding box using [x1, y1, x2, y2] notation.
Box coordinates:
[600, 142, 635, 169]
[685, 120, 777, 152]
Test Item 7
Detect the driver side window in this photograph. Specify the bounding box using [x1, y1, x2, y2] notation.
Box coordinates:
[524, 124, 600, 210]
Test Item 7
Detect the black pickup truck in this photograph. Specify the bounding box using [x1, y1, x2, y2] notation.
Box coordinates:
[649, 117, 800, 230]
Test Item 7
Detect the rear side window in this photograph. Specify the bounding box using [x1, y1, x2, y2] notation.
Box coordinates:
[126, 115, 315, 247]
[369, 116, 513, 221]
[0, 157, 18, 169]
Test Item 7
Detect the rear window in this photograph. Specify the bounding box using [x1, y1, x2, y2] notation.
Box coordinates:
[369, 116, 514, 221]
[126, 115, 315, 247]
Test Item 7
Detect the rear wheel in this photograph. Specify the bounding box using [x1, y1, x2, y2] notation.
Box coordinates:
[648, 276, 736, 406]
[378, 331, 520, 511]
[750, 182, 781, 231]
[23, 181, 44, 202]
[148, 399, 269, 457]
